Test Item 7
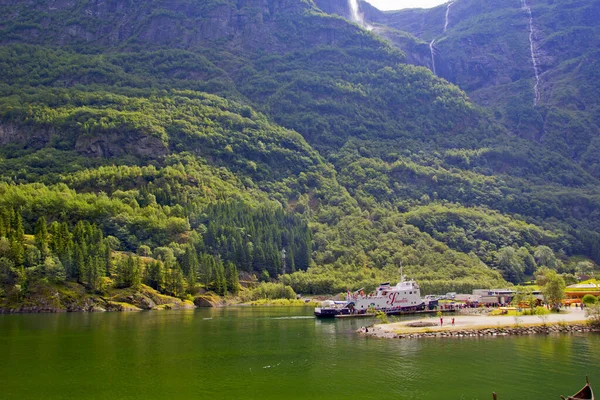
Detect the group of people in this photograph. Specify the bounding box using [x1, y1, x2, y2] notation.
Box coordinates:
[439, 317, 455, 327]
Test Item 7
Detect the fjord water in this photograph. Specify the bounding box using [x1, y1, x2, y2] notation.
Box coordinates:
[1, 308, 598, 400]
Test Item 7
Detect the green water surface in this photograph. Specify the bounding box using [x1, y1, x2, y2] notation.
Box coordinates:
[0, 307, 598, 399]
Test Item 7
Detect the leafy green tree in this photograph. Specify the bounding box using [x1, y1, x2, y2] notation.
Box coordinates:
[260, 269, 270, 283]
[517, 247, 536, 276]
[534, 246, 558, 269]
[577, 261, 595, 276]
[43, 256, 66, 283]
[137, 245, 152, 257]
[0, 257, 16, 285]
[536, 268, 565, 311]
[496, 247, 525, 284]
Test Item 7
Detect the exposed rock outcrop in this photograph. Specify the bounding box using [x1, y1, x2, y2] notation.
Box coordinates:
[0, 123, 54, 149]
[75, 133, 168, 159]
[194, 294, 222, 308]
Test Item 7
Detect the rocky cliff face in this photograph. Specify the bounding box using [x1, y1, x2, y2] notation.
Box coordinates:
[75, 132, 168, 159]
[0, 0, 355, 53]
[0, 123, 53, 149]
[0, 122, 167, 159]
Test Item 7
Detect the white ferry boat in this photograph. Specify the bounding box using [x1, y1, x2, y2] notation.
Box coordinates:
[314, 278, 425, 318]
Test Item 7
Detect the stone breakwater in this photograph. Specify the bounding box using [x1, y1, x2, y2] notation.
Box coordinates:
[361, 323, 600, 339]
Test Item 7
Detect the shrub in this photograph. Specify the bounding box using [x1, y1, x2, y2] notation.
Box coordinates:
[238, 282, 296, 302]
[582, 294, 598, 305]
[375, 310, 389, 324]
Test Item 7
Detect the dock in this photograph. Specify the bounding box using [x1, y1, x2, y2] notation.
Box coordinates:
[333, 308, 456, 319]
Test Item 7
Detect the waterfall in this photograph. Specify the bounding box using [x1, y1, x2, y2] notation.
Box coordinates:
[444, 1, 454, 32]
[349, 0, 361, 23]
[521, 0, 541, 105]
[429, 39, 437, 75]
[430, 1, 453, 75]
[348, 0, 372, 30]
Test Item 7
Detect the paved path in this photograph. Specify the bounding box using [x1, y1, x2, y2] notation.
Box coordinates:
[378, 308, 589, 333]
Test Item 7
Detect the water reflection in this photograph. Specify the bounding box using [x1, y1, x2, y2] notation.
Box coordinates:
[0, 309, 599, 400]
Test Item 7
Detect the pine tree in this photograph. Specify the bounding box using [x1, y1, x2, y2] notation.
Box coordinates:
[9, 211, 25, 266]
[225, 261, 239, 294]
[86, 256, 103, 292]
[34, 216, 50, 257]
[215, 259, 226, 296]
[146, 261, 164, 291]
[132, 256, 142, 289]
[73, 243, 85, 282]
[180, 245, 199, 277]
[199, 253, 215, 287]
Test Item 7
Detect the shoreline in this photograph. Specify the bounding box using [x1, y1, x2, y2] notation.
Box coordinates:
[362, 309, 599, 339]
[0, 297, 317, 314]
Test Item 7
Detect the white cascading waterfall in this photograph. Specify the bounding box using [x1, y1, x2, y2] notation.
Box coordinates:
[348, 0, 372, 30]
[521, 0, 541, 105]
[430, 0, 454, 75]
[349, 0, 361, 23]
[444, 1, 454, 32]
[429, 39, 437, 74]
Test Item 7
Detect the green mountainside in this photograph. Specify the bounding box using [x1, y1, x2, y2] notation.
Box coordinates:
[0, 0, 598, 309]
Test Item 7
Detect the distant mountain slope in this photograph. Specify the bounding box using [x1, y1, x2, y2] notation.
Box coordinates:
[348, 0, 600, 180]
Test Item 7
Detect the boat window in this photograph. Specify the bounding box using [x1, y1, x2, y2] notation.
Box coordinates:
[382, 291, 387, 295]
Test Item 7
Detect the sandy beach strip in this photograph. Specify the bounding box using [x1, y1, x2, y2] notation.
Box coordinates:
[370, 308, 590, 336]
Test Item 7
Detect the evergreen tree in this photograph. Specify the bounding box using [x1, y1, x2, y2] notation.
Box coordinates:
[132, 256, 142, 289]
[86, 256, 103, 292]
[146, 260, 164, 291]
[199, 253, 216, 287]
[225, 261, 239, 294]
[180, 245, 199, 277]
[215, 259, 226, 296]
[116, 254, 141, 288]
[9, 211, 25, 266]
[34, 216, 50, 257]
[73, 244, 85, 282]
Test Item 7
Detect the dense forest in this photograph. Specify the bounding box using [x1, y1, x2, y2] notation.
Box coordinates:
[0, 0, 598, 310]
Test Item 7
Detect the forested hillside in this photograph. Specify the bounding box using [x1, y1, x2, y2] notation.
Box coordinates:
[0, 0, 598, 310]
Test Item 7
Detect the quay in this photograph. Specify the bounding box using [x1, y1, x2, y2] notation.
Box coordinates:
[335, 308, 456, 319]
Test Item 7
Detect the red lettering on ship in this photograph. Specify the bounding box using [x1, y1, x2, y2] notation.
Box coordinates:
[386, 293, 409, 305]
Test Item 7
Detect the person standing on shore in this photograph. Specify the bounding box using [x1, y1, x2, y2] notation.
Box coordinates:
[452, 317, 455, 326]
[440, 317, 443, 326]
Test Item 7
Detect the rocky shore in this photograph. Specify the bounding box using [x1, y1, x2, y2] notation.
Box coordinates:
[362, 322, 600, 339]
[0, 284, 210, 314]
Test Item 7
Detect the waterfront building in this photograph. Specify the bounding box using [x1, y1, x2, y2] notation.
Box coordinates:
[472, 289, 516, 305]
[565, 279, 600, 301]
